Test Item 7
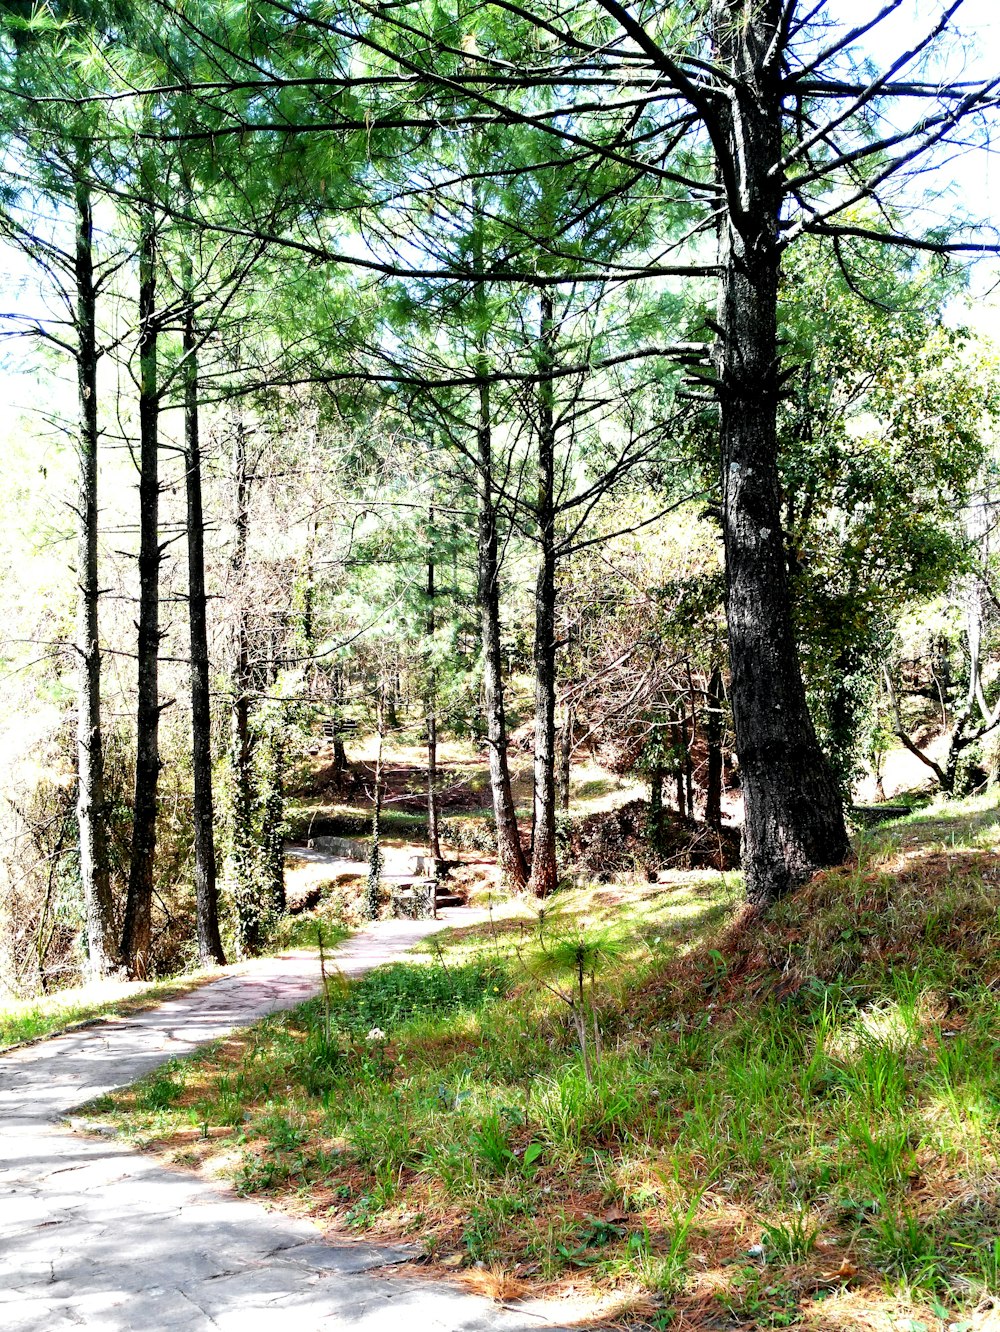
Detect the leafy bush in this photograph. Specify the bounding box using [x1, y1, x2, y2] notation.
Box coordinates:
[440, 814, 497, 853]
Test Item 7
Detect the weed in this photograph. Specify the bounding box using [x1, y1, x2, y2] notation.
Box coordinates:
[132, 1069, 183, 1111]
[470, 1112, 516, 1174]
[869, 1209, 947, 1290]
[718, 1265, 800, 1327]
[760, 1210, 820, 1263]
[848, 1121, 915, 1190]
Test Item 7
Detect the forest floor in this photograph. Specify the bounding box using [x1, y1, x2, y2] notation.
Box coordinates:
[86, 786, 1000, 1332]
[0, 911, 600, 1331]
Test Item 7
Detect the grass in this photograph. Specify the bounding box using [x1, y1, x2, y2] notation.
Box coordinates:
[83, 793, 1000, 1329]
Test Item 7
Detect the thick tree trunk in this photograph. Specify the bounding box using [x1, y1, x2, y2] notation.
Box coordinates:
[529, 293, 558, 897]
[705, 664, 724, 831]
[425, 511, 442, 864]
[121, 214, 161, 979]
[712, 0, 849, 905]
[73, 177, 117, 977]
[228, 412, 260, 953]
[183, 281, 226, 967]
[476, 378, 529, 889]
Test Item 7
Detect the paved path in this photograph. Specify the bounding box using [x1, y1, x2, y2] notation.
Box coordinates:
[0, 914, 586, 1332]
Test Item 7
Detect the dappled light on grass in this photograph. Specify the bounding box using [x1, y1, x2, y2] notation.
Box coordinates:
[91, 806, 1000, 1328]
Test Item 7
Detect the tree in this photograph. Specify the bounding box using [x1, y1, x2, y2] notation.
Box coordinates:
[338, 0, 1000, 900]
[10, 0, 1000, 912]
[182, 261, 226, 965]
[778, 240, 995, 788]
[120, 204, 162, 979]
[0, 34, 123, 973]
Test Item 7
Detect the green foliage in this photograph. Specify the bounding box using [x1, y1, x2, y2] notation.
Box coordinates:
[759, 1211, 820, 1264]
[778, 240, 997, 780]
[364, 836, 382, 922]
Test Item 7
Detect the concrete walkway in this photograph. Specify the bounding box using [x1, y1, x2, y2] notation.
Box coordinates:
[0, 915, 587, 1332]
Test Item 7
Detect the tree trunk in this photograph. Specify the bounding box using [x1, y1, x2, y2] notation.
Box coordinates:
[302, 515, 317, 661]
[649, 760, 664, 850]
[558, 700, 573, 812]
[329, 662, 350, 793]
[73, 176, 117, 977]
[121, 212, 160, 979]
[262, 728, 286, 918]
[229, 411, 260, 953]
[682, 680, 695, 820]
[529, 292, 559, 898]
[426, 509, 442, 863]
[366, 707, 384, 919]
[183, 276, 225, 967]
[476, 377, 529, 889]
[705, 664, 724, 831]
[712, 0, 849, 905]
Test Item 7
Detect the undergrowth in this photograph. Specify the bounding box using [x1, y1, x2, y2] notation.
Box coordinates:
[90, 795, 1000, 1330]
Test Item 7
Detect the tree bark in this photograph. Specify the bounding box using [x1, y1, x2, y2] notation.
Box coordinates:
[425, 508, 442, 863]
[121, 212, 161, 979]
[558, 699, 573, 812]
[476, 377, 529, 889]
[262, 729, 286, 918]
[302, 515, 317, 660]
[681, 680, 695, 820]
[529, 290, 559, 897]
[705, 664, 724, 831]
[183, 276, 226, 967]
[73, 175, 117, 977]
[712, 0, 849, 905]
[365, 705, 385, 919]
[649, 758, 664, 849]
[228, 411, 260, 953]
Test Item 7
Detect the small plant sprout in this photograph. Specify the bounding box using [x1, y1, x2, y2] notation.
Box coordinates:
[520, 907, 625, 1082]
